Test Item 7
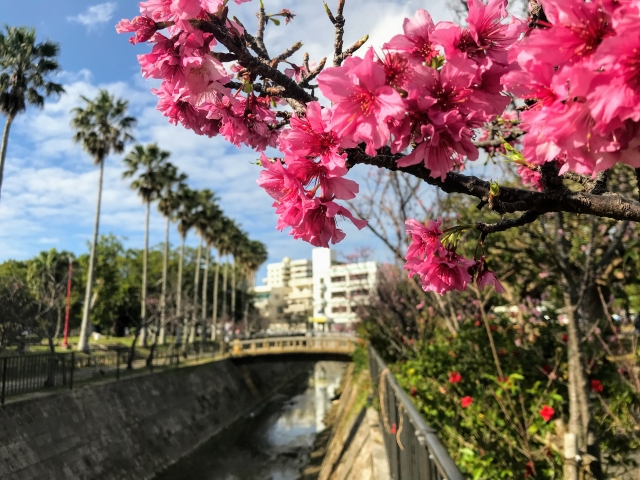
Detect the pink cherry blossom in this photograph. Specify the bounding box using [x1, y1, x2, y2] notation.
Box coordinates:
[116, 16, 159, 44]
[383, 9, 437, 65]
[433, 0, 524, 65]
[317, 49, 405, 156]
[290, 198, 367, 247]
[475, 257, 504, 293]
[285, 156, 359, 200]
[516, 0, 614, 66]
[278, 102, 354, 171]
[516, 165, 544, 191]
[589, 19, 640, 128]
[405, 218, 444, 260]
[412, 252, 475, 295]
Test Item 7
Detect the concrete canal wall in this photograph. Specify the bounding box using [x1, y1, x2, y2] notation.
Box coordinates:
[0, 357, 314, 480]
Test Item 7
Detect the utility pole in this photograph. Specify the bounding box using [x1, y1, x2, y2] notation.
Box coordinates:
[61, 257, 73, 349]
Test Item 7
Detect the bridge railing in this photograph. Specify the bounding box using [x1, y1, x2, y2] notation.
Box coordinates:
[369, 346, 464, 480]
[230, 335, 357, 357]
[0, 342, 219, 405]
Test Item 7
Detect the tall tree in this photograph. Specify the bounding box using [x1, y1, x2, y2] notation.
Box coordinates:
[174, 185, 197, 345]
[122, 143, 171, 346]
[211, 217, 232, 341]
[71, 90, 135, 351]
[200, 199, 223, 343]
[26, 248, 74, 354]
[0, 26, 64, 204]
[187, 189, 220, 344]
[157, 164, 187, 345]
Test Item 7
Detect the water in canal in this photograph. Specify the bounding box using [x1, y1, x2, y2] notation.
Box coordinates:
[155, 361, 347, 480]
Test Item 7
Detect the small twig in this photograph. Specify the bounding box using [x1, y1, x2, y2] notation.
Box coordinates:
[256, 0, 268, 58]
[299, 57, 327, 88]
[330, 0, 347, 65]
[476, 211, 540, 238]
[334, 34, 369, 64]
[271, 41, 303, 66]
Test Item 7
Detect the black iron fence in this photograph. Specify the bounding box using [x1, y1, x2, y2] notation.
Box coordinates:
[0, 342, 220, 405]
[369, 346, 464, 480]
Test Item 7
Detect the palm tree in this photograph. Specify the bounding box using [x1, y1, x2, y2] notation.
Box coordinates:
[174, 185, 198, 345]
[188, 189, 220, 344]
[122, 144, 170, 347]
[242, 240, 268, 332]
[71, 90, 136, 352]
[211, 217, 232, 342]
[200, 199, 223, 343]
[157, 164, 187, 345]
[0, 26, 64, 204]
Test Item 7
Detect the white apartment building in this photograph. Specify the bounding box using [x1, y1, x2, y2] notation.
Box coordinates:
[255, 248, 377, 331]
[311, 248, 377, 330]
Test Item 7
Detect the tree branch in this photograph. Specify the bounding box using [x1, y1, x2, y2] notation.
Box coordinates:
[476, 211, 540, 237]
[346, 147, 640, 223]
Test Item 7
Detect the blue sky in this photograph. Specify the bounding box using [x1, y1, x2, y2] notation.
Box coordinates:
[1, 0, 458, 284]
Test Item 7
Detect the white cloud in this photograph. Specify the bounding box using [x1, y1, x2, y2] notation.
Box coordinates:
[67, 3, 117, 29]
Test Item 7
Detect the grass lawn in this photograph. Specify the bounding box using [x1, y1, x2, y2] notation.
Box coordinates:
[2, 335, 181, 357]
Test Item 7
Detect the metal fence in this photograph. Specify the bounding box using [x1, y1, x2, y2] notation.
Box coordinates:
[0, 342, 220, 405]
[369, 346, 464, 480]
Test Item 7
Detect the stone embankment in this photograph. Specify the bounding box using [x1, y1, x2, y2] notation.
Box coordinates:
[0, 357, 313, 480]
[301, 364, 390, 480]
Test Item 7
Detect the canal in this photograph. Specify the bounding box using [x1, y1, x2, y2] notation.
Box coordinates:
[154, 361, 347, 480]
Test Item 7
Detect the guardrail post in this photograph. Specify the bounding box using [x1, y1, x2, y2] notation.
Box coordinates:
[69, 352, 75, 390]
[1, 357, 7, 405]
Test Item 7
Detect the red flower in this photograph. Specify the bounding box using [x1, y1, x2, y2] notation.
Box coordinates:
[448, 372, 462, 383]
[524, 461, 535, 477]
[542, 364, 553, 374]
[410, 386, 418, 397]
[390, 422, 397, 434]
[490, 325, 497, 332]
[561, 334, 568, 343]
[539, 405, 555, 422]
[498, 348, 507, 356]
[474, 320, 481, 327]
[590, 379, 604, 393]
[461, 396, 473, 408]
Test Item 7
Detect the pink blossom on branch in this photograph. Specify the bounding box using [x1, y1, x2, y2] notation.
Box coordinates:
[317, 49, 405, 157]
[383, 9, 437, 65]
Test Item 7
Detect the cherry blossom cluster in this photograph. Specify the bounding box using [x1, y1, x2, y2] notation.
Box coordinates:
[316, 1, 523, 180]
[502, 0, 640, 175]
[116, 0, 281, 151]
[404, 218, 504, 295]
[256, 102, 367, 247]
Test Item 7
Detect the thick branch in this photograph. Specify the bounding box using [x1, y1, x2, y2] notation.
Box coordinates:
[346, 147, 640, 223]
[197, 18, 314, 104]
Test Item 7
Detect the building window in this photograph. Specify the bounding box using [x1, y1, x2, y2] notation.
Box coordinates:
[331, 291, 346, 298]
[332, 305, 348, 313]
[351, 288, 369, 297]
[331, 276, 346, 283]
[351, 273, 368, 281]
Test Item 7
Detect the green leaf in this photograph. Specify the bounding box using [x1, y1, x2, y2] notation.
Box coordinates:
[270, 17, 281, 26]
[527, 423, 539, 435]
[490, 181, 500, 197]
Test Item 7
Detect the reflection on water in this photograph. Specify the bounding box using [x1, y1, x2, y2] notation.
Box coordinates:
[154, 361, 346, 480]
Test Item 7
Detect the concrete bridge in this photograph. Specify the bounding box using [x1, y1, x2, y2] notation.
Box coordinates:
[230, 335, 358, 358]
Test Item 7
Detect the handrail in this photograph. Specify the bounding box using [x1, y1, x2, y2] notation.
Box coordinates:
[369, 346, 465, 480]
[230, 335, 357, 357]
